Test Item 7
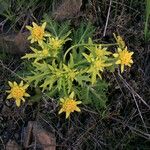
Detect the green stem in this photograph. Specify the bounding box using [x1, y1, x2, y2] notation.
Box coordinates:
[62, 80, 67, 96]
[63, 43, 117, 62]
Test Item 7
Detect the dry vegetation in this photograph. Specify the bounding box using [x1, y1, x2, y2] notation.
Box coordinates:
[0, 0, 150, 149]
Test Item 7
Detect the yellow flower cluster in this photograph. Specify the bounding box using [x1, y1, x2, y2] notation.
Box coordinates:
[25, 22, 66, 59]
[113, 34, 134, 73]
[83, 45, 112, 84]
[7, 20, 134, 119]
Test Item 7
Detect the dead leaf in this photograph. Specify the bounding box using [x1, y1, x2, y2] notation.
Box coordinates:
[23, 121, 56, 150]
[23, 121, 34, 148]
[33, 123, 56, 150]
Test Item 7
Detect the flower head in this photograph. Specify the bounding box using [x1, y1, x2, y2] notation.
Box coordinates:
[7, 81, 30, 107]
[83, 53, 112, 84]
[95, 45, 112, 58]
[41, 49, 49, 57]
[49, 37, 63, 50]
[113, 33, 126, 49]
[113, 47, 134, 73]
[58, 92, 82, 119]
[89, 58, 112, 84]
[93, 59, 109, 71]
[26, 22, 48, 45]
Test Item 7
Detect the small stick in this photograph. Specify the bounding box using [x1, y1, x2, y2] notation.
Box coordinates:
[103, 0, 112, 37]
[132, 93, 148, 132]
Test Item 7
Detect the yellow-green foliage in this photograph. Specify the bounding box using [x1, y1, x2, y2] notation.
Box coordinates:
[22, 17, 134, 110]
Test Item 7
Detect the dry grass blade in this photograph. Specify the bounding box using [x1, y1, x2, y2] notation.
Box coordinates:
[118, 72, 150, 109]
[132, 93, 148, 132]
[128, 125, 150, 140]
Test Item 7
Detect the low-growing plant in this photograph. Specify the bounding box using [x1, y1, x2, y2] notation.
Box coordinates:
[6, 17, 134, 119]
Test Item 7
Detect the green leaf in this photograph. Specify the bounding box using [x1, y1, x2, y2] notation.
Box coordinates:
[76, 80, 108, 109]
[40, 75, 56, 91]
[75, 75, 90, 86]
[43, 14, 71, 38]
[0, 0, 10, 14]
[72, 22, 95, 45]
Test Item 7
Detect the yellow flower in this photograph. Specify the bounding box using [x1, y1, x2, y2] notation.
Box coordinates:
[89, 58, 112, 84]
[83, 53, 112, 84]
[26, 22, 48, 45]
[41, 49, 49, 57]
[113, 33, 126, 49]
[6, 81, 30, 107]
[93, 59, 110, 72]
[113, 47, 134, 73]
[95, 45, 111, 58]
[58, 92, 82, 119]
[49, 37, 63, 50]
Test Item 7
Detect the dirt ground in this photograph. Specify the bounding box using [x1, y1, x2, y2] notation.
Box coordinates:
[0, 0, 150, 149]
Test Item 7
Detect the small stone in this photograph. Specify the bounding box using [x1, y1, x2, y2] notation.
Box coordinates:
[6, 140, 20, 150]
